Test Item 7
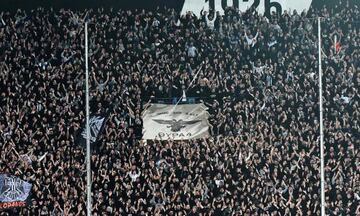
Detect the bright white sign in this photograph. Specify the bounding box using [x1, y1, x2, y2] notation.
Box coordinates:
[142, 103, 210, 140]
[181, 0, 313, 16]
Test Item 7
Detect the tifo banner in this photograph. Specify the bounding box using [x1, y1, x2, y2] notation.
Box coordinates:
[0, 174, 32, 210]
[77, 114, 107, 148]
[181, 0, 313, 16]
[142, 103, 210, 140]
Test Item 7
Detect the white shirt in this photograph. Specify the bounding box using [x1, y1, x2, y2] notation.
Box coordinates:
[128, 171, 141, 182]
[245, 32, 259, 47]
[205, 15, 216, 30]
[187, 46, 197, 57]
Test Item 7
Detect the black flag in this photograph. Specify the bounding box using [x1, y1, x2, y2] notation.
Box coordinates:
[77, 114, 107, 149]
[0, 174, 32, 210]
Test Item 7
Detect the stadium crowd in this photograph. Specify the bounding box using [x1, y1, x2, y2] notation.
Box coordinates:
[0, 0, 359, 215]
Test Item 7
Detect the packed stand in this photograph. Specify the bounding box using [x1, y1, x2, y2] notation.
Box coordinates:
[0, 1, 359, 215]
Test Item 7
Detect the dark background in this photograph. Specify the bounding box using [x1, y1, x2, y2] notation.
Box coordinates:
[0, 0, 358, 12]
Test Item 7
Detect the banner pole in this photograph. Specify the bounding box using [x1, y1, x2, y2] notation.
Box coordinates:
[318, 17, 325, 216]
[171, 64, 203, 114]
[85, 22, 92, 216]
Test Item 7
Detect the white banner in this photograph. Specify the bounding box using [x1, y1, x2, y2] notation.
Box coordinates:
[181, 0, 312, 16]
[142, 103, 210, 140]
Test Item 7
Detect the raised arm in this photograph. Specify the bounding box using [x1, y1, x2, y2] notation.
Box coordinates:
[104, 72, 110, 84]
[254, 30, 259, 40]
[92, 72, 99, 85]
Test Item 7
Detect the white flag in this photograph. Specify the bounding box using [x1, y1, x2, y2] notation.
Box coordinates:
[142, 103, 210, 140]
